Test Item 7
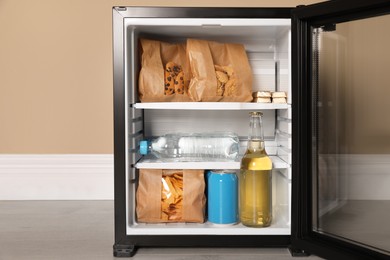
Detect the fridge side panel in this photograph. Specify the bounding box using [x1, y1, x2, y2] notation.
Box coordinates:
[113, 8, 128, 248]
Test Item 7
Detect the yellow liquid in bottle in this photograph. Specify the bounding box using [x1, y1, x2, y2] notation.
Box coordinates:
[240, 140, 272, 227]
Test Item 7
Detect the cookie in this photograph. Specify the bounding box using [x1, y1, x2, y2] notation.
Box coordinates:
[166, 62, 182, 77]
[222, 66, 234, 77]
[272, 97, 287, 103]
[216, 71, 229, 84]
[165, 61, 184, 95]
[253, 97, 272, 103]
[174, 71, 185, 94]
[224, 78, 237, 96]
[216, 80, 225, 96]
[215, 64, 236, 97]
[214, 65, 237, 96]
[164, 70, 175, 95]
[253, 91, 272, 98]
[272, 91, 287, 98]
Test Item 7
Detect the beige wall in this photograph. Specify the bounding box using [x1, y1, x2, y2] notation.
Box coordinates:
[0, 0, 321, 154]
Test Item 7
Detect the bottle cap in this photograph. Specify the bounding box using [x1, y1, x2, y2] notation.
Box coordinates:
[250, 111, 263, 116]
[139, 140, 149, 155]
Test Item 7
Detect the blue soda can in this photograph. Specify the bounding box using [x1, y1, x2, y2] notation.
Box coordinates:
[207, 170, 238, 225]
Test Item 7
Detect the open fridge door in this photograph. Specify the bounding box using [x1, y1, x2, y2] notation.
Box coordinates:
[292, 0, 390, 259]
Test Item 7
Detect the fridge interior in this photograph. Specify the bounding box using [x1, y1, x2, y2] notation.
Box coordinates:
[124, 18, 292, 235]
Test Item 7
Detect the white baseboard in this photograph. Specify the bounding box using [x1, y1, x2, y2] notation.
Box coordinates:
[1, 154, 388, 201]
[0, 154, 114, 200]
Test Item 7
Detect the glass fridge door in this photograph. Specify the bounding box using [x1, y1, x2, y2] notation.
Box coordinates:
[292, 1, 390, 259]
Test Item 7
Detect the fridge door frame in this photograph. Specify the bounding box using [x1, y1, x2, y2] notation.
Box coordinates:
[291, 0, 390, 259]
[112, 7, 293, 257]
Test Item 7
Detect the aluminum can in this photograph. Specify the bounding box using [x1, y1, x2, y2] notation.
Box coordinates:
[207, 170, 238, 225]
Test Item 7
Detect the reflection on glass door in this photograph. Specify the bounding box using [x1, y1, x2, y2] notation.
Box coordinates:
[312, 14, 390, 255]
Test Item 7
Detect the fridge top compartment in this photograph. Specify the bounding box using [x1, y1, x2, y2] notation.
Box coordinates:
[125, 17, 292, 104]
[126, 18, 290, 43]
[126, 18, 291, 57]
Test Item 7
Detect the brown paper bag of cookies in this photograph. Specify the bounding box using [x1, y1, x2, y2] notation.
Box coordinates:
[209, 41, 253, 102]
[187, 39, 253, 102]
[186, 39, 222, 102]
[138, 39, 191, 102]
[136, 169, 206, 223]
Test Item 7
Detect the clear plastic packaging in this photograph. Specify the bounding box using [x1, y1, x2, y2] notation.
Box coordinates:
[139, 132, 239, 162]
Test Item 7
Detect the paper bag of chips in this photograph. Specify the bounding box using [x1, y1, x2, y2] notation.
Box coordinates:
[136, 169, 206, 223]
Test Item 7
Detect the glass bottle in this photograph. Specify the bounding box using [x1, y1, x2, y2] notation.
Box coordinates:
[239, 112, 273, 227]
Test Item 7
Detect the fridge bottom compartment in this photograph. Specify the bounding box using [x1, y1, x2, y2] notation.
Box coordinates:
[126, 170, 291, 236]
[126, 216, 290, 236]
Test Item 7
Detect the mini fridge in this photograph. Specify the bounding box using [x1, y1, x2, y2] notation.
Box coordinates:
[112, 1, 390, 258]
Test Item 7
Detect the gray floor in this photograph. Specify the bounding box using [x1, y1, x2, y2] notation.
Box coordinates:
[320, 200, 390, 253]
[0, 201, 322, 260]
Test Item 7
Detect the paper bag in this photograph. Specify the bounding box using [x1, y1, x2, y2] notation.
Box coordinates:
[187, 38, 253, 102]
[186, 39, 222, 102]
[136, 169, 206, 223]
[138, 39, 191, 102]
[209, 41, 253, 102]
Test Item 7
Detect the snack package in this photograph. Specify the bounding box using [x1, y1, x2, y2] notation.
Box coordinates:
[136, 169, 206, 223]
[208, 41, 253, 102]
[138, 39, 191, 102]
[187, 38, 253, 102]
[186, 39, 222, 102]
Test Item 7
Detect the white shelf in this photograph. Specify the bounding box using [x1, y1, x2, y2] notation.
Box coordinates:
[127, 214, 290, 235]
[135, 155, 289, 170]
[133, 102, 289, 110]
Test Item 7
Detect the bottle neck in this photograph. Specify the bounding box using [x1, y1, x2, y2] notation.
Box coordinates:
[247, 114, 265, 152]
[248, 114, 264, 141]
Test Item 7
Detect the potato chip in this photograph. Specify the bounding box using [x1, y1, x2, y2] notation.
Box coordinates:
[161, 171, 184, 221]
